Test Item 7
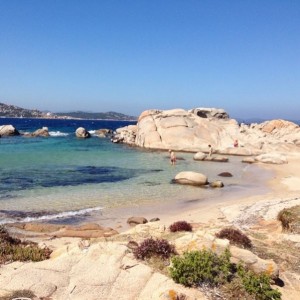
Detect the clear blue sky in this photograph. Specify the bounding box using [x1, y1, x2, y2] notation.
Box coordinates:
[0, 0, 299, 119]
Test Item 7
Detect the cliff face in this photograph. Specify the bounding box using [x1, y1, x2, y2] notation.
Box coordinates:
[0, 102, 46, 118]
[113, 108, 300, 155]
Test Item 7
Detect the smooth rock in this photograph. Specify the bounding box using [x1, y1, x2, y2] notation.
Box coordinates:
[242, 157, 256, 164]
[193, 152, 206, 161]
[75, 127, 91, 138]
[0, 124, 20, 136]
[255, 153, 288, 164]
[174, 171, 208, 186]
[127, 216, 148, 226]
[149, 217, 160, 222]
[209, 180, 224, 188]
[218, 172, 233, 177]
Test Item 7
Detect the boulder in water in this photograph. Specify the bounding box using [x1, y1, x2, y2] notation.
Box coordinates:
[76, 127, 91, 138]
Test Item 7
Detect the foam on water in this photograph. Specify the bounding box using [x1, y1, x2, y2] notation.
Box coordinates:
[49, 131, 69, 137]
[0, 206, 104, 225]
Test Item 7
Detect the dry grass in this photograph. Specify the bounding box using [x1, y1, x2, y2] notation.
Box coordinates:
[277, 205, 300, 233]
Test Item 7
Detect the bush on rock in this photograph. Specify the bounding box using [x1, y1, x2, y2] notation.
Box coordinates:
[133, 238, 176, 260]
[216, 227, 252, 249]
[169, 221, 192, 233]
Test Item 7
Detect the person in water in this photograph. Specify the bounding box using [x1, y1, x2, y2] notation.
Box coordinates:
[208, 144, 213, 157]
[169, 149, 176, 165]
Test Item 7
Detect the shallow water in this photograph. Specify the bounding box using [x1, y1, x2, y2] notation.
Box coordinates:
[0, 118, 271, 224]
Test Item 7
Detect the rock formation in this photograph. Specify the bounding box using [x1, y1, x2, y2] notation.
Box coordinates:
[0, 124, 20, 136]
[174, 171, 208, 186]
[113, 108, 300, 156]
[94, 129, 113, 138]
[75, 127, 91, 138]
[24, 127, 50, 137]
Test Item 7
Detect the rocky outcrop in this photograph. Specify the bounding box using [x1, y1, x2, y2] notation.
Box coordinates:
[133, 109, 239, 151]
[0, 124, 20, 136]
[113, 108, 300, 155]
[11, 222, 118, 239]
[242, 153, 288, 165]
[94, 129, 113, 138]
[111, 125, 137, 144]
[174, 171, 208, 186]
[0, 239, 206, 300]
[75, 127, 91, 138]
[255, 153, 288, 164]
[189, 107, 229, 119]
[24, 127, 50, 137]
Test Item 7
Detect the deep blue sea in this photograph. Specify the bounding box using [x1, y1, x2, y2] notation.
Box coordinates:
[0, 118, 270, 225]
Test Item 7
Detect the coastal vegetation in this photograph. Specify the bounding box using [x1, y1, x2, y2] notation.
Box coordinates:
[169, 221, 193, 232]
[170, 249, 281, 300]
[133, 237, 176, 260]
[216, 227, 253, 249]
[0, 226, 51, 264]
[277, 205, 300, 232]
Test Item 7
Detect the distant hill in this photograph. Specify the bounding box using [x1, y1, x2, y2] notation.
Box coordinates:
[0, 102, 47, 118]
[0, 102, 137, 120]
[55, 111, 137, 121]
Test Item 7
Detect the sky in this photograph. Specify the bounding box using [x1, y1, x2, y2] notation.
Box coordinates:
[0, 0, 299, 120]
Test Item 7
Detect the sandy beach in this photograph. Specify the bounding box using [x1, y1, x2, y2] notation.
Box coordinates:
[1, 152, 300, 299]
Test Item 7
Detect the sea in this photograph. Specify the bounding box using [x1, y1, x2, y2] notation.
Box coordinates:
[0, 118, 272, 226]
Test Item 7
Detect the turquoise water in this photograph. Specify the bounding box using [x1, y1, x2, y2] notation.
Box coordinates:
[0, 118, 269, 224]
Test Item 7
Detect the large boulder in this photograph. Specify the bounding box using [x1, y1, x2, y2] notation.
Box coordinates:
[193, 152, 206, 161]
[134, 109, 239, 151]
[0, 125, 20, 136]
[24, 127, 50, 137]
[76, 127, 91, 138]
[174, 171, 208, 186]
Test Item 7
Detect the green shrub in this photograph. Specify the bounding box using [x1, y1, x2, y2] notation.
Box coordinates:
[169, 249, 233, 287]
[169, 249, 281, 300]
[216, 227, 252, 249]
[237, 264, 281, 300]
